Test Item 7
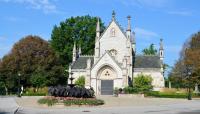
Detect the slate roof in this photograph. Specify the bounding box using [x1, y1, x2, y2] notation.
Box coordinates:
[72, 55, 161, 69]
[134, 55, 161, 68]
[71, 56, 94, 69]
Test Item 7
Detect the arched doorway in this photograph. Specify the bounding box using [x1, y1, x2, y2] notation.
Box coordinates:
[97, 65, 116, 95]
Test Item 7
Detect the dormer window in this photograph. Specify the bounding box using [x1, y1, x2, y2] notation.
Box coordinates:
[111, 28, 115, 37]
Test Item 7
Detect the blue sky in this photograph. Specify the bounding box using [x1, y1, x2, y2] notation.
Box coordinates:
[0, 0, 200, 73]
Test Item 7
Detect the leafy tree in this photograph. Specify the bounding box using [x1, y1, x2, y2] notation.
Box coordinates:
[75, 76, 85, 87]
[30, 72, 46, 89]
[0, 35, 66, 92]
[133, 73, 153, 93]
[50, 15, 105, 66]
[169, 31, 200, 88]
[142, 44, 157, 55]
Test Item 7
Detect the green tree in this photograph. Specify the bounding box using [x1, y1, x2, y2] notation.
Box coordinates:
[75, 76, 85, 87]
[169, 31, 200, 88]
[30, 72, 46, 89]
[134, 73, 153, 93]
[0, 35, 66, 92]
[50, 15, 105, 66]
[142, 44, 157, 55]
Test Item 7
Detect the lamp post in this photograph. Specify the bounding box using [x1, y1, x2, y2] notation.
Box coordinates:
[186, 65, 192, 100]
[18, 73, 21, 97]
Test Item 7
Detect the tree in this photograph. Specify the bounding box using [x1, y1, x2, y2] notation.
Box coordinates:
[133, 73, 153, 93]
[50, 15, 105, 66]
[169, 31, 200, 88]
[0, 35, 66, 93]
[75, 76, 85, 87]
[142, 44, 157, 55]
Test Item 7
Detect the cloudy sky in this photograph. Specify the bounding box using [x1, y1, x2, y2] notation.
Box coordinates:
[0, 0, 200, 71]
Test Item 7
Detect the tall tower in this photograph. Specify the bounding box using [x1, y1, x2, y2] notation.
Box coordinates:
[159, 38, 164, 61]
[94, 17, 100, 63]
[126, 15, 131, 39]
[72, 42, 77, 62]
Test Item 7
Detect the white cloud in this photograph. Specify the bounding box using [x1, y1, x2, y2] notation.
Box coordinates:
[0, 0, 59, 14]
[134, 27, 160, 39]
[167, 10, 192, 16]
[120, 0, 171, 8]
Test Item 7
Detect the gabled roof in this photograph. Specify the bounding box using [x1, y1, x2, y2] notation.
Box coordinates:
[134, 55, 161, 68]
[99, 19, 127, 40]
[91, 51, 122, 70]
[71, 56, 94, 69]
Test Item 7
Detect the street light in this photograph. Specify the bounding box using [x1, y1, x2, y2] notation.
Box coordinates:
[186, 65, 192, 100]
[18, 73, 21, 97]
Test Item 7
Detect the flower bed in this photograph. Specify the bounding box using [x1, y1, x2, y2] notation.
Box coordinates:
[38, 96, 104, 106]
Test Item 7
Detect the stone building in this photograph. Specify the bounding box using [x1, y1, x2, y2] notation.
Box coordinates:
[69, 11, 165, 95]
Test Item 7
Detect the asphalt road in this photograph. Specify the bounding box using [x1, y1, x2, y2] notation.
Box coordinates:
[0, 97, 200, 114]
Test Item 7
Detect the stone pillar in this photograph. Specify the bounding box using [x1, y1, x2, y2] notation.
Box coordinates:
[169, 81, 171, 89]
[194, 83, 199, 93]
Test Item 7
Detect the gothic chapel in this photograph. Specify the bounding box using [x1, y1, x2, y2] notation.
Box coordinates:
[69, 11, 165, 95]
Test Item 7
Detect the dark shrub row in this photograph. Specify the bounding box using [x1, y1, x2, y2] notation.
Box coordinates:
[48, 86, 95, 98]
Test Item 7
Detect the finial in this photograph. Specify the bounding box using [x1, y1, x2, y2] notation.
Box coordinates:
[127, 15, 131, 31]
[160, 38, 163, 50]
[112, 10, 116, 20]
[96, 17, 100, 32]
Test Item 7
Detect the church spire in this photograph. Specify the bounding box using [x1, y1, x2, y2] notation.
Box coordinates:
[127, 15, 131, 31]
[96, 17, 100, 38]
[126, 15, 131, 39]
[78, 45, 82, 56]
[112, 10, 116, 20]
[72, 42, 77, 62]
[159, 38, 164, 61]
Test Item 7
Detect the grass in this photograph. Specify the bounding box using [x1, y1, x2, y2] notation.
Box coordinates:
[145, 91, 187, 98]
[38, 97, 58, 106]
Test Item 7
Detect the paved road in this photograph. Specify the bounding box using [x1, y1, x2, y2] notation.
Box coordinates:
[0, 96, 19, 114]
[15, 100, 200, 114]
[1, 96, 200, 114]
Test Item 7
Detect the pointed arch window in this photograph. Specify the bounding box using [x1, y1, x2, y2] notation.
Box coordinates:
[111, 28, 115, 37]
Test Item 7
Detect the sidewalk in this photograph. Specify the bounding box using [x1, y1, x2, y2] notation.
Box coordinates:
[0, 96, 19, 114]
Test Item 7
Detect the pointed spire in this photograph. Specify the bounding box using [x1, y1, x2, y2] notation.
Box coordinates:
[159, 38, 163, 50]
[73, 42, 76, 52]
[78, 45, 82, 55]
[112, 10, 116, 20]
[127, 15, 131, 31]
[132, 32, 136, 44]
[72, 42, 77, 62]
[96, 17, 100, 38]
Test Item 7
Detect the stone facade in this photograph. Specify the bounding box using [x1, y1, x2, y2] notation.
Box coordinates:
[69, 11, 165, 95]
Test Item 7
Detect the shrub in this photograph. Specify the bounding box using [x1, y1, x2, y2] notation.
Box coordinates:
[38, 97, 58, 106]
[145, 91, 187, 98]
[23, 87, 48, 96]
[48, 86, 94, 98]
[133, 73, 153, 93]
[123, 86, 138, 94]
[0, 82, 6, 95]
[75, 76, 85, 87]
[63, 99, 104, 106]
